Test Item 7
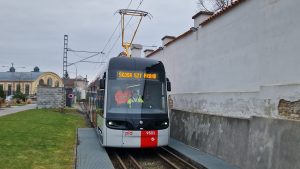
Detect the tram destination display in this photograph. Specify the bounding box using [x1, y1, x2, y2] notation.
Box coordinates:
[117, 71, 158, 80]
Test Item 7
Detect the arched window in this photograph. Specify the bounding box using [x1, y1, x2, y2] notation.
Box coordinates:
[8, 84, 12, 95]
[25, 84, 30, 95]
[47, 78, 53, 87]
[39, 79, 44, 86]
[55, 81, 59, 87]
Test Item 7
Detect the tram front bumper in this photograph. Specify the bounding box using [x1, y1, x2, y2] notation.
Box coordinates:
[105, 127, 169, 148]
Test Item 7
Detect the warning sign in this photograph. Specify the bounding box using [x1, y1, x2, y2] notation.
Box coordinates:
[68, 94, 74, 99]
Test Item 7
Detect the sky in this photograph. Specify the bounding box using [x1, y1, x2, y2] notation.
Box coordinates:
[0, 0, 200, 82]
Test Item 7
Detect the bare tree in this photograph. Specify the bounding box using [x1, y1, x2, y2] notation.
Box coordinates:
[198, 0, 235, 12]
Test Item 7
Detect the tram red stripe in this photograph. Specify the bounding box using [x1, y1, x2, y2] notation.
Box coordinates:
[140, 130, 158, 148]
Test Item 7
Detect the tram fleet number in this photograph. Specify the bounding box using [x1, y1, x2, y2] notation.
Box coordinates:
[118, 71, 157, 80]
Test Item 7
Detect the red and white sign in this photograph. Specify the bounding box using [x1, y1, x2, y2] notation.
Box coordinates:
[140, 130, 158, 148]
[124, 131, 133, 136]
[68, 94, 74, 99]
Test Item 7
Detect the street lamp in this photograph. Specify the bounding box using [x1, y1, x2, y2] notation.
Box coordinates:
[72, 64, 78, 103]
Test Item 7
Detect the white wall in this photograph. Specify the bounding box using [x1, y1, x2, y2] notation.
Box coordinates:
[149, 0, 300, 117]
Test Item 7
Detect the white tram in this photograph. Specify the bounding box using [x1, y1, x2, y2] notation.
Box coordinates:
[87, 57, 171, 148]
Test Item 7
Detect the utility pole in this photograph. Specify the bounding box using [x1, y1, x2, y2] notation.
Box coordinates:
[63, 35, 68, 79]
[62, 35, 68, 110]
[61, 34, 103, 109]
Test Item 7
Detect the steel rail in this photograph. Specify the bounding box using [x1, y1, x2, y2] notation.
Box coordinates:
[161, 147, 199, 169]
[114, 151, 128, 169]
[156, 152, 181, 169]
[128, 154, 143, 169]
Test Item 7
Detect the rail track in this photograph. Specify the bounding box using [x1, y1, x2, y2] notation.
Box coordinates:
[107, 147, 206, 169]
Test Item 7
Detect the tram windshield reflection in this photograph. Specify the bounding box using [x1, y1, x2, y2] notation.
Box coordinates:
[107, 79, 167, 114]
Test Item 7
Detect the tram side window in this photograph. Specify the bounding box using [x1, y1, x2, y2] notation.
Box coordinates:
[98, 90, 104, 109]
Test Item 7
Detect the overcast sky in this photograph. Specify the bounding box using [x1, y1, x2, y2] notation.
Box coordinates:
[0, 0, 199, 82]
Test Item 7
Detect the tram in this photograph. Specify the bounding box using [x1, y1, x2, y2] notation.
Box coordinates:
[87, 56, 171, 148]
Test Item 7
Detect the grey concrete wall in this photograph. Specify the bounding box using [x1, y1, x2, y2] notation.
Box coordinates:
[37, 86, 63, 109]
[170, 109, 300, 169]
[170, 84, 300, 118]
[246, 117, 300, 169]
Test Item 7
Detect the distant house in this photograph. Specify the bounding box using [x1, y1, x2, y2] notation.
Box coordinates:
[64, 75, 88, 90]
[64, 75, 88, 100]
[0, 66, 63, 96]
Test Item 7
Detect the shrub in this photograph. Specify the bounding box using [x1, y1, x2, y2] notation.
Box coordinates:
[16, 99, 21, 104]
[13, 92, 26, 102]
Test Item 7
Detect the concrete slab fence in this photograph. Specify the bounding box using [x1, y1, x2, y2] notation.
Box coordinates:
[170, 109, 300, 169]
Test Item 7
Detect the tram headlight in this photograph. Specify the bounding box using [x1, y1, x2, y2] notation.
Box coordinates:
[108, 121, 114, 126]
[162, 121, 168, 126]
[106, 120, 127, 129]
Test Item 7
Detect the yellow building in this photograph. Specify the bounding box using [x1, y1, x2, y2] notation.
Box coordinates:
[0, 66, 63, 96]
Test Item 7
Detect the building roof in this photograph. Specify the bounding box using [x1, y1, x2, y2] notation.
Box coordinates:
[0, 72, 43, 82]
[64, 77, 87, 88]
[64, 79, 75, 88]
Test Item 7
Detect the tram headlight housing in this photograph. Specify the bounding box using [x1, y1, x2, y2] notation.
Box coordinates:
[155, 120, 169, 129]
[106, 120, 127, 129]
[108, 121, 114, 126]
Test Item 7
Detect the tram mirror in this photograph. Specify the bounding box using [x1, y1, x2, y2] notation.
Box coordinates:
[100, 79, 105, 89]
[167, 78, 171, 92]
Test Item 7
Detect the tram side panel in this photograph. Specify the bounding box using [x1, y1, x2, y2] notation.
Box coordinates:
[95, 89, 106, 145]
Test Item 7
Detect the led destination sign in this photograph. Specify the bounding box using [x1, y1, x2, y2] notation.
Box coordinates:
[117, 71, 158, 80]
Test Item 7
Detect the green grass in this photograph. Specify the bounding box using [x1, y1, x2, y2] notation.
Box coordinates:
[0, 109, 86, 169]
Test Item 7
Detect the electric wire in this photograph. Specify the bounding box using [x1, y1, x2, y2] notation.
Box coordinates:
[92, 0, 145, 81]
[68, 49, 100, 54]
[68, 53, 100, 67]
[68, 0, 133, 68]
[92, 0, 144, 81]
[91, 0, 135, 80]
[100, 0, 133, 54]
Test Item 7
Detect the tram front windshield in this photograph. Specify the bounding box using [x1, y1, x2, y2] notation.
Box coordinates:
[107, 78, 167, 115]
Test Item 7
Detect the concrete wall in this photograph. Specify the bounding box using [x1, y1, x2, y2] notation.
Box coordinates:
[170, 109, 300, 169]
[149, 0, 300, 118]
[170, 84, 300, 118]
[37, 86, 63, 109]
